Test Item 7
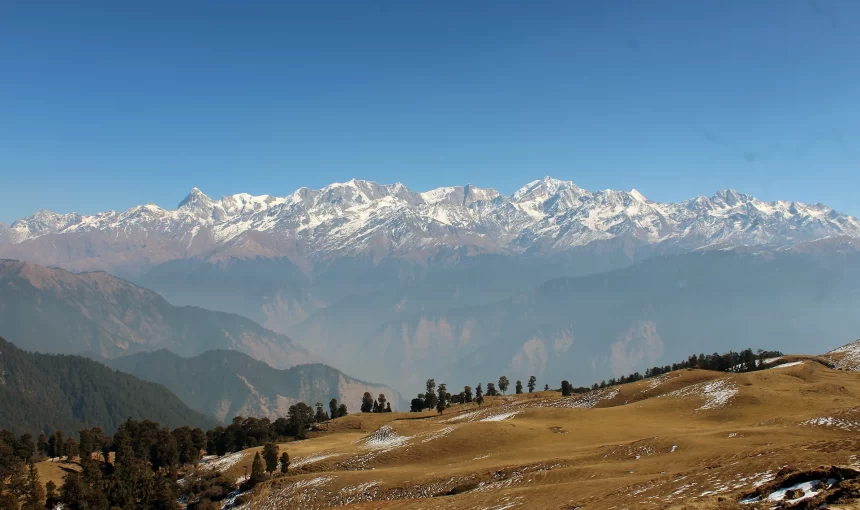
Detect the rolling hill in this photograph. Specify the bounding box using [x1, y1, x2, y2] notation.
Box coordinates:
[0, 337, 216, 435]
[108, 349, 405, 421]
[176, 344, 860, 509]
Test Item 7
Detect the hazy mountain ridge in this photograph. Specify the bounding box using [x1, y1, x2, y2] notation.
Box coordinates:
[335, 242, 860, 390]
[108, 349, 405, 421]
[0, 337, 216, 435]
[4, 178, 858, 276]
[0, 259, 310, 367]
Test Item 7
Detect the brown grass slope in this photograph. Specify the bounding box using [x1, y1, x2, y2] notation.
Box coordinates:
[195, 355, 860, 509]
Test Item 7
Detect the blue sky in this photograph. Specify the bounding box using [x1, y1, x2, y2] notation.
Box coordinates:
[1, 0, 858, 223]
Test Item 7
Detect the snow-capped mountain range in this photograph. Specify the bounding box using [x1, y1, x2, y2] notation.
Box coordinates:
[3, 177, 859, 265]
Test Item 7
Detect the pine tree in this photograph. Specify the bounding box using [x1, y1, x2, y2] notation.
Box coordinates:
[561, 380, 572, 397]
[21, 462, 45, 510]
[385, 402, 392, 412]
[528, 376, 536, 393]
[63, 438, 79, 462]
[498, 376, 509, 395]
[377, 394, 387, 412]
[372, 400, 380, 413]
[249, 452, 266, 486]
[280, 452, 290, 473]
[315, 402, 328, 422]
[262, 443, 279, 473]
[424, 379, 438, 410]
[515, 380, 523, 394]
[78, 428, 93, 458]
[37, 433, 48, 457]
[44, 481, 58, 508]
[544, 383, 549, 391]
[436, 384, 447, 415]
[361, 392, 374, 413]
[337, 404, 348, 417]
[464, 385, 473, 403]
[486, 383, 498, 396]
[475, 384, 484, 406]
[329, 398, 338, 421]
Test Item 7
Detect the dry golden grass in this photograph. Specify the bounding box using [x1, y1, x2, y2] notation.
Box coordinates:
[37, 356, 860, 509]
[223, 359, 860, 509]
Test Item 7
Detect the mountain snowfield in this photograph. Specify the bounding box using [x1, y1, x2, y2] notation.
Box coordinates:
[4, 177, 859, 266]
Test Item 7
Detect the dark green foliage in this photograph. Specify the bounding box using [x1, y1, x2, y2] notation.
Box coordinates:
[528, 376, 536, 393]
[315, 402, 328, 422]
[544, 384, 549, 391]
[337, 404, 348, 417]
[410, 398, 424, 412]
[47, 432, 63, 459]
[424, 379, 438, 410]
[498, 376, 509, 395]
[485, 383, 498, 397]
[263, 443, 279, 473]
[0, 338, 215, 436]
[376, 394, 387, 413]
[515, 380, 523, 394]
[561, 380, 572, 397]
[475, 384, 484, 406]
[329, 399, 338, 421]
[464, 386, 473, 403]
[182, 470, 235, 507]
[436, 384, 447, 415]
[361, 392, 374, 413]
[385, 402, 392, 412]
[280, 452, 290, 473]
[249, 452, 266, 487]
[63, 437, 79, 460]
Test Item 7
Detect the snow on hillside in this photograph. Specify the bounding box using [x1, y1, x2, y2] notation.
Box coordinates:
[827, 340, 860, 371]
[8, 177, 860, 259]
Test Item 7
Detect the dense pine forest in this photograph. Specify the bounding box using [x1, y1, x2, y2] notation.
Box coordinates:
[0, 338, 215, 435]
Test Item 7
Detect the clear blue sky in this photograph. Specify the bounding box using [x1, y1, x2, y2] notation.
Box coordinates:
[1, 0, 858, 223]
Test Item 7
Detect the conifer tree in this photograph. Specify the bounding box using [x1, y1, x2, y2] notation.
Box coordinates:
[561, 380, 572, 397]
[249, 452, 266, 486]
[63, 438, 79, 462]
[329, 398, 338, 421]
[424, 379, 438, 410]
[385, 402, 392, 412]
[475, 383, 484, 406]
[263, 443, 279, 474]
[377, 394, 387, 412]
[464, 385, 473, 402]
[544, 383, 549, 391]
[515, 380, 523, 394]
[372, 400, 380, 413]
[280, 452, 290, 473]
[436, 384, 447, 414]
[37, 433, 48, 458]
[315, 402, 328, 422]
[337, 404, 348, 417]
[498, 376, 509, 394]
[361, 392, 374, 413]
[486, 383, 498, 396]
[21, 462, 45, 510]
[528, 376, 536, 393]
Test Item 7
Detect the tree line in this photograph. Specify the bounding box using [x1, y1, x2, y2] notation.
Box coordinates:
[405, 347, 783, 411]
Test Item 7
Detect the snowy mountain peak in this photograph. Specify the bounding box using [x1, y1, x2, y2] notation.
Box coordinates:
[5, 178, 860, 260]
[178, 187, 212, 207]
